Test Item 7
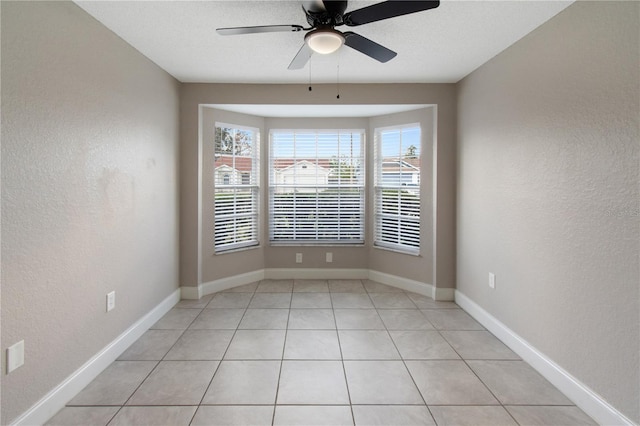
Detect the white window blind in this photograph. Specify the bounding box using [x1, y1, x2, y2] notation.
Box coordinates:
[214, 123, 259, 253]
[374, 124, 421, 254]
[269, 130, 365, 244]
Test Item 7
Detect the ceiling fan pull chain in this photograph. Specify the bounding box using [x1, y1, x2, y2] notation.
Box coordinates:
[336, 59, 341, 100]
[308, 55, 312, 91]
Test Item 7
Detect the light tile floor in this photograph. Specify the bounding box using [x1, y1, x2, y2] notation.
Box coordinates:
[47, 279, 597, 426]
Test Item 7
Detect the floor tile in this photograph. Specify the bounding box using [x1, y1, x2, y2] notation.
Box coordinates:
[274, 406, 353, 426]
[164, 330, 234, 360]
[222, 282, 259, 293]
[291, 292, 332, 308]
[249, 293, 292, 308]
[406, 293, 458, 309]
[468, 360, 573, 405]
[202, 360, 280, 404]
[224, 330, 286, 359]
[338, 330, 400, 359]
[369, 293, 417, 309]
[344, 360, 423, 404]
[188, 308, 245, 330]
[377, 309, 435, 330]
[334, 309, 385, 329]
[239, 308, 289, 329]
[68, 361, 157, 406]
[256, 279, 294, 293]
[45, 407, 119, 426]
[506, 405, 597, 425]
[440, 330, 520, 360]
[421, 309, 484, 330]
[362, 280, 404, 293]
[331, 293, 374, 309]
[284, 330, 342, 359]
[352, 405, 434, 426]
[175, 294, 214, 309]
[288, 309, 336, 329]
[127, 360, 218, 405]
[192, 406, 274, 426]
[328, 280, 366, 293]
[390, 331, 460, 360]
[293, 279, 329, 292]
[405, 360, 498, 405]
[151, 308, 200, 330]
[277, 361, 350, 404]
[207, 293, 252, 309]
[429, 406, 518, 426]
[118, 329, 183, 360]
[108, 406, 197, 426]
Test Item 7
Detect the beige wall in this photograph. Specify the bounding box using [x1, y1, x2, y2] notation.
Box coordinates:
[456, 2, 639, 422]
[369, 108, 436, 284]
[1, 2, 181, 423]
[201, 108, 266, 281]
[181, 85, 457, 292]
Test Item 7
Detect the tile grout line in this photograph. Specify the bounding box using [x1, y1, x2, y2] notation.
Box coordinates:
[380, 289, 437, 425]
[331, 279, 356, 426]
[271, 281, 295, 426]
[187, 285, 258, 425]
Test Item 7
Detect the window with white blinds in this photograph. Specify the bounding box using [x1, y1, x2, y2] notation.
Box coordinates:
[269, 130, 365, 244]
[214, 123, 259, 253]
[374, 124, 421, 254]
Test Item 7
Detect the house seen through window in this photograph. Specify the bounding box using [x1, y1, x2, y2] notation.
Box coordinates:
[374, 124, 421, 254]
[269, 129, 365, 244]
[214, 123, 260, 253]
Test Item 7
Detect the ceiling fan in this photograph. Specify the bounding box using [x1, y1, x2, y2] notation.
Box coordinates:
[216, 0, 440, 70]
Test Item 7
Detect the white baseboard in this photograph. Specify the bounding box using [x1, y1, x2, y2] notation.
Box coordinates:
[454, 290, 636, 426]
[368, 270, 432, 297]
[12, 289, 181, 426]
[265, 268, 368, 280]
[432, 286, 455, 301]
[183, 269, 444, 299]
[201, 270, 265, 297]
[180, 285, 201, 300]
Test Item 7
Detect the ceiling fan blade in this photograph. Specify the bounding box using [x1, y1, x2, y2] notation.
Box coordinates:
[216, 25, 304, 36]
[288, 43, 313, 70]
[343, 1, 440, 26]
[343, 32, 397, 63]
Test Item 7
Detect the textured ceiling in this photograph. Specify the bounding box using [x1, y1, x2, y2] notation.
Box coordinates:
[75, 1, 572, 84]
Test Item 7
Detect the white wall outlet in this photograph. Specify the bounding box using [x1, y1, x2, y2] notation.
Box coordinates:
[295, 253, 302, 263]
[326, 252, 333, 263]
[106, 291, 116, 312]
[489, 273, 496, 289]
[7, 340, 25, 374]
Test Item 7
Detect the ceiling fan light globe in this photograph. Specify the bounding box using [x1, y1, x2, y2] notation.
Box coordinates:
[305, 29, 345, 54]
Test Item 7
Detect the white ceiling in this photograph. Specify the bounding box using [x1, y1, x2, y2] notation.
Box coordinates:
[75, 1, 573, 84]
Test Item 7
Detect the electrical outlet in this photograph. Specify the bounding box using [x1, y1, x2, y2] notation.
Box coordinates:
[326, 252, 333, 263]
[7, 340, 24, 373]
[489, 273, 496, 289]
[106, 291, 116, 312]
[295, 253, 302, 263]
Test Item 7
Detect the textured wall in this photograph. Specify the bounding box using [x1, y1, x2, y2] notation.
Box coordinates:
[1, 2, 180, 423]
[180, 84, 457, 291]
[457, 2, 639, 422]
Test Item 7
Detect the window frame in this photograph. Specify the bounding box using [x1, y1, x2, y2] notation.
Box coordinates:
[214, 122, 260, 254]
[374, 123, 422, 255]
[268, 129, 366, 245]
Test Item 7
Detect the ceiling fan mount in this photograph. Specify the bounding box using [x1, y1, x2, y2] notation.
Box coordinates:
[216, 0, 440, 70]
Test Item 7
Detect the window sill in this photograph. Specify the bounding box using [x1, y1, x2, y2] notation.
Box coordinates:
[214, 244, 261, 256]
[373, 244, 421, 257]
[269, 242, 365, 248]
